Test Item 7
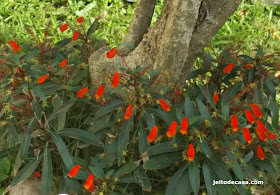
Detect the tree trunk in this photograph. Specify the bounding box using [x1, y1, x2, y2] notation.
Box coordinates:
[89, 0, 242, 88]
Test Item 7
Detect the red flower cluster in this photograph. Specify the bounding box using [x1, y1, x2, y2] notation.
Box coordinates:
[111, 72, 120, 88]
[77, 88, 88, 98]
[60, 23, 68, 33]
[9, 40, 20, 51]
[77, 16, 84, 23]
[166, 121, 177, 139]
[72, 31, 79, 41]
[159, 99, 171, 112]
[213, 91, 219, 105]
[147, 126, 158, 143]
[107, 48, 117, 58]
[223, 63, 235, 74]
[187, 144, 195, 162]
[95, 85, 104, 100]
[124, 104, 133, 120]
[180, 117, 189, 135]
[244, 62, 253, 69]
[38, 75, 48, 84]
[60, 59, 67, 68]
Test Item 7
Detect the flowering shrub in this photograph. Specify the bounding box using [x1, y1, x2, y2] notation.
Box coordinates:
[0, 16, 279, 195]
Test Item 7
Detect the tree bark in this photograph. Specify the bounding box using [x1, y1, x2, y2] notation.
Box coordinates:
[89, 0, 242, 88]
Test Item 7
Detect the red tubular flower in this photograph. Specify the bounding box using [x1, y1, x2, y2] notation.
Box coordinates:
[255, 126, 267, 141]
[187, 144, 195, 162]
[124, 104, 133, 120]
[251, 104, 263, 119]
[159, 99, 171, 112]
[34, 171, 41, 178]
[77, 87, 88, 98]
[68, 165, 80, 178]
[111, 72, 120, 88]
[84, 174, 94, 190]
[243, 128, 253, 144]
[77, 16, 84, 23]
[257, 146, 265, 160]
[213, 91, 219, 105]
[147, 126, 158, 143]
[180, 117, 188, 135]
[266, 132, 276, 140]
[9, 40, 20, 51]
[223, 63, 235, 74]
[88, 184, 94, 192]
[231, 115, 238, 132]
[244, 62, 253, 69]
[95, 85, 104, 99]
[245, 110, 255, 124]
[60, 59, 67, 68]
[60, 23, 68, 33]
[38, 75, 48, 84]
[72, 31, 79, 41]
[107, 48, 117, 58]
[166, 121, 177, 138]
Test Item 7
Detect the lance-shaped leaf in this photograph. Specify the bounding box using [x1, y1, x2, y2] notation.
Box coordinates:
[94, 100, 125, 120]
[48, 130, 73, 170]
[41, 146, 53, 195]
[31, 86, 46, 101]
[52, 95, 65, 131]
[10, 154, 43, 186]
[143, 152, 181, 170]
[138, 121, 149, 154]
[104, 138, 118, 166]
[267, 97, 279, 130]
[58, 128, 102, 147]
[202, 161, 216, 195]
[189, 161, 200, 195]
[135, 167, 152, 192]
[147, 108, 172, 125]
[117, 118, 133, 165]
[19, 117, 36, 160]
[87, 19, 99, 37]
[196, 98, 211, 120]
[184, 96, 194, 118]
[112, 160, 140, 178]
[146, 141, 180, 156]
[165, 165, 188, 195]
[48, 98, 76, 122]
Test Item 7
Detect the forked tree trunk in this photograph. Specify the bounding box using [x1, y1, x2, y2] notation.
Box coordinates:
[89, 0, 242, 88]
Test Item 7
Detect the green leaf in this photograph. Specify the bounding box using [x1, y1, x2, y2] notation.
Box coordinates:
[143, 152, 181, 170]
[186, 68, 209, 80]
[19, 117, 36, 160]
[255, 160, 278, 183]
[10, 154, 43, 186]
[41, 146, 53, 195]
[198, 85, 216, 110]
[48, 130, 73, 170]
[147, 108, 173, 125]
[264, 78, 276, 99]
[23, 49, 39, 62]
[87, 19, 99, 37]
[112, 160, 140, 178]
[189, 162, 200, 195]
[138, 121, 149, 154]
[202, 161, 215, 195]
[58, 128, 102, 146]
[55, 38, 72, 48]
[31, 86, 47, 101]
[89, 166, 104, 179]
[135, 167, 152, 192]
[1, 73, 13, 87]
[165, 165, 187, 195]
[196, 98, 211, 120]
[197, 140, 214, 162]
[31, 101, 42, 121]
[94, 100, 125, 120]
[147, 141, 180, 156]
[0, 173, 8, 183]
[47, 98, 76, 122]
[145, 111, 156, 130]
[117, 118, 133, 164]
[211, 157, 232, 180]
[0, 157, 10, 175]
[221, 83, 243, 105]
[243, 151, 254, 163]
[104, 138, 118, 166]
[267, 97, 279, 130]
[40, 83, 63, 96]
[52, 95, 65, 131]
[254, 46, 265, 59]
[221, 104, 229, 121]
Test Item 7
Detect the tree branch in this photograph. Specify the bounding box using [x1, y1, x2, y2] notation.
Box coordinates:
[117, 0, 157, 56]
